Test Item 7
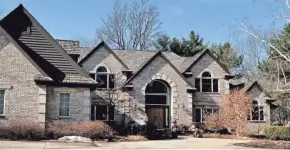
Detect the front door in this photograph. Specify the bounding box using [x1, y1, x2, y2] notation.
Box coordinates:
[146, 106, 169, 129]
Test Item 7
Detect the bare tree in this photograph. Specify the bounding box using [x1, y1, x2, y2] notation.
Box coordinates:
[220, 90, 252, 135]
[236, 0, 290, 91]
[91, 71, 146, 134]
[96, 0, 162, 50]
[233, 0, 290, 126]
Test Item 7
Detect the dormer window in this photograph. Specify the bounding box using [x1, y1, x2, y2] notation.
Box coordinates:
[90, 66, 115, 89]
[195, 71, 219, 93]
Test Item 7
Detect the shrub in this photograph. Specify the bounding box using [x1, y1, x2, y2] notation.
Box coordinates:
[0, 120, 44, 140]
[264, 126, 290, 140]
[46, 120, 115, 140]
[204, 113, 224, 130]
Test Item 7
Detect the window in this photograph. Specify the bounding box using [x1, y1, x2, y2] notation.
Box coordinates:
[90, 66, 115, 89]
[195, 72, 219, 93]
[0, 90, 5, 115]
[249, 100, 264, 121]
[91, 105, 114, 121]
[145, 80, 170, 105]
[59, 93, 70, 117]
[195, 108, 219, 123]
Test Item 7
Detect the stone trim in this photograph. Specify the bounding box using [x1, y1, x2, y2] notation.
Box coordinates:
[37, 86, 46, 127]
[0, 84, 12, 89]
[140, 73, 178, 123]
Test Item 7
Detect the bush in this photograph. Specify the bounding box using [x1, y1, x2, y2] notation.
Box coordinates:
[264, 126, 290, 140]
[204, 113, 224, 130]
[46, 120, 115, 140]
[0, 120, 44, 140]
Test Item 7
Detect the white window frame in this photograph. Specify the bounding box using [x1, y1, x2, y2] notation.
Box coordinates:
[195, 108, 219, 123]
[0, 89, 6, 116]
[91, 65, 114, 89]
[59, 93, 70, 118]
[249, 100, 265, 122]
[96, 71, 112, 89]
[196, 71, 219, 93]
[91, 104, 115, 121]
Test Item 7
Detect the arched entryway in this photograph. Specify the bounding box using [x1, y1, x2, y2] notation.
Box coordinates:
[145, 80, 171, 129]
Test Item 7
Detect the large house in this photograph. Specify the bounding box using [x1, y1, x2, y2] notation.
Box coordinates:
[0, 5, 276, 134]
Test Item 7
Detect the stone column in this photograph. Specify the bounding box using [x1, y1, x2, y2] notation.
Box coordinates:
[82, 89, 91, 121]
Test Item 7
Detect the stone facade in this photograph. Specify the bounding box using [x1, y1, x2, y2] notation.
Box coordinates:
[187, 53, 230, 120]
[80, 43, 275, 134]
[81, 45, 194, 126]
[127, 56, 192, 125]
[245, 85, 271, 134]
[46, 87, 91, 121]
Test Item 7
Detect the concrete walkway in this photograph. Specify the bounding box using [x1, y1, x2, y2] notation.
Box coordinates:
[0, 137, 259, 149]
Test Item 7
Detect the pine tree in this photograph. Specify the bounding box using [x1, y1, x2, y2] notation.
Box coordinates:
[211, 42, 243, 72]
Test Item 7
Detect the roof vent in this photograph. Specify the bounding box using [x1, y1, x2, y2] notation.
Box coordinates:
[26, 26, 31, 34]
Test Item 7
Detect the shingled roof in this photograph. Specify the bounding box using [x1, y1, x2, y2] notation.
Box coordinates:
[77, 41, 230, 75]
[0, 5, 96, 86]
[113, 50, 186, 71]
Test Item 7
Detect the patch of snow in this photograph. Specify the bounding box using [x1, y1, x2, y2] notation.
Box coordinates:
[58, 136, 92, 143]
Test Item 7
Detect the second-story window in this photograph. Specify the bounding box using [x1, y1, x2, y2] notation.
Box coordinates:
[93, 66, 115, 89]
[195, 71, 218, 93]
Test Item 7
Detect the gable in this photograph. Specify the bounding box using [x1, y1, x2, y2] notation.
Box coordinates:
[123, 52, 194, 88]
[189, 52, 229, 78]
[0, 27, 50, 79]
[0, 5, 91, 83]
[247, 83, 270, 104]
[81, 45, 127, 73]
[0, 41, 43, 83]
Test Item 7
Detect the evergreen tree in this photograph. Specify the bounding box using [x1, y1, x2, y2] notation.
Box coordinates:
[154, 34, 171, 51]
[211, 42, 243, 72]
[259, 23, 290, 75]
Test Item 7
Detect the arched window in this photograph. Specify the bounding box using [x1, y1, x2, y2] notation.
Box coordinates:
[250, 100, 264, 121]
[145, 80, 169, 105]
[195, 71, 219, 92]
[90, 66, 114, 89]
[97, 66, 107, 72]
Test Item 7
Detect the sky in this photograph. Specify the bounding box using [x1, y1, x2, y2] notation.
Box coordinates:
[0, 0, 287, 46]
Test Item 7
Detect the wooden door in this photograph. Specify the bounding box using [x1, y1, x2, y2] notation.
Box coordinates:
[146, 107, 165, 129]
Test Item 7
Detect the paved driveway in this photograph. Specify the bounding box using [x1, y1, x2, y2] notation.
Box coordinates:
[0, 137, 258, 149]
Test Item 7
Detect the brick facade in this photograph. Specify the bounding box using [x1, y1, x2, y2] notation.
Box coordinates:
[0, 37, 42, 124]
[0, 33, 92, 127]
